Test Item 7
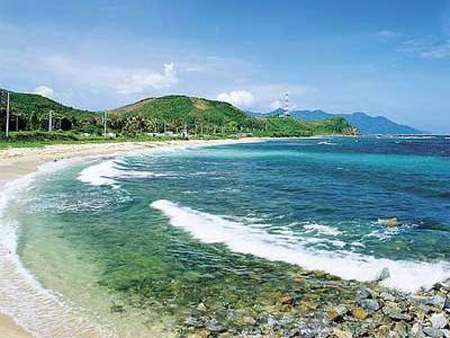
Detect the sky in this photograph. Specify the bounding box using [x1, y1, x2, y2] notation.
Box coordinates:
[1, 0, 449, 133]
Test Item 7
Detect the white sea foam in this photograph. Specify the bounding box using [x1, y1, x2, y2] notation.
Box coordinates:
[317, 141, 336, 145]
[303, 223, 343, 236]
[78, 159, 165, 186]
[0, 161, 115, 338]
[150, 199, 450, 293]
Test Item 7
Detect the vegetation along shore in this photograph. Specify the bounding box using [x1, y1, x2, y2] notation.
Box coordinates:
[0, 88, 359, 148]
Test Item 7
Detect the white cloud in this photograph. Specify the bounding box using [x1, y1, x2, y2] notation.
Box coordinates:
[420, 44, 450, 59]
[116, 63, 178, 95]
[377, 30, 402, 39]
[269, 99, 282, 110]
[217, 90, 255, 108]
[398, 37, 450, 60]
[38, 55, 179, 96]
[33, 85, 54, 98]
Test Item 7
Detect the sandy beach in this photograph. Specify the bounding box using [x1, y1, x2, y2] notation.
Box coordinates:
[0, 138, 263, 338]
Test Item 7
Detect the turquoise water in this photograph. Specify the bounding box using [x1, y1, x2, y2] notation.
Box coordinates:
[7, 136, 450, 335]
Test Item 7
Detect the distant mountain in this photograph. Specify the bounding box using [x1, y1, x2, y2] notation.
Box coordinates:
[247, 109, 425, 135]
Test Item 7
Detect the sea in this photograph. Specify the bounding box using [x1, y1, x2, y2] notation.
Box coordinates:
[0, 136, 449, 337]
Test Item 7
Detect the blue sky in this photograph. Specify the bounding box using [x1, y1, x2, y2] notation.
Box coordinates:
[1, 0, 449, 133]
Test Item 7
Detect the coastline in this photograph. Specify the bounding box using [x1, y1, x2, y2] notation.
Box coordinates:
[1, 137, 449, 337]
[0, 138, 266, 338]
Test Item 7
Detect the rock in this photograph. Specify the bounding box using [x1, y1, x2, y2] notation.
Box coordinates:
[388, 311, 412, 321]
[205, 320, 225, 333]
[431, 313, 449, 329]
[432, 295, 448, 310]
[333, 328, 353, 338]
[356, 289, 372, 301]
[359, 299, 380, 311]
[352, 307, 369, 320]
[418, 311, 427, 322]
[376, 267, 391, 282]
[392, 321, 408, 338]
[412, 296, 434, 306]
[377, 324, 390, 338]
[328, 305, 348, 321]
[188, 329, 210, 338]
[439, 279, 450, 292]
[279, 294, 294, 305]
[423, 327, 444, 338]
[378, 217, 400, 227]
[411, 323, 426, 338]
[241, 316, 256, 327]
[298, 325, 319, 338]
[380, 292, 396, 302]
[185, 317, 205, 328]
[382, 306, 412, 321]
[442, 329, 450, 338]
[197, 302, 207, 312]
[327, 310, 340, 322]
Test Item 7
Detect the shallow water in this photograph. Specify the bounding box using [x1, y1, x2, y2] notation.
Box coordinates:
[2, 136, 450, 336]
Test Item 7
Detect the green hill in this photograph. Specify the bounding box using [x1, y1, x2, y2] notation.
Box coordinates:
[0, 88, 100, 133]
[0, 90, 359, 139]
[110, 95, 359, 137]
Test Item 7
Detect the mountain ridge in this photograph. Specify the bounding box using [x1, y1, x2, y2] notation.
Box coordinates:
[247, 109, 425, 135]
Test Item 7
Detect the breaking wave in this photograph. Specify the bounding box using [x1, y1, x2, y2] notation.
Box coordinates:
[78, 159, 166, 186]
[150, 199, 450, 293]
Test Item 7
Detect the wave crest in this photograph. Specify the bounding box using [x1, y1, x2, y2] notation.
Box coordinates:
[150, 199, 450, 293]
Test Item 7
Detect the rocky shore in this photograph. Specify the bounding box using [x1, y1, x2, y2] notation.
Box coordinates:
[180, 270, 450, 338]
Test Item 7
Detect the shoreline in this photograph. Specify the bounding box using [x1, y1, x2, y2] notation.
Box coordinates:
[0, 138, 266, 338]
[1, 137, 449, 337]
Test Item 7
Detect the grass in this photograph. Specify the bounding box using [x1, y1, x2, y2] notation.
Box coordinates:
[0, 131, 240, 150]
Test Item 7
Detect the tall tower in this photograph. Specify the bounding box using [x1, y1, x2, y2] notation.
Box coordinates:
[284, 92, 290, 117]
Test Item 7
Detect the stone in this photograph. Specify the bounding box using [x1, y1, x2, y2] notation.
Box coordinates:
[327, 306, 348, 321]
[185, 317, 205, 328]
[241, 316, 256, 326]
[392, 321, 408, 338]
[188, 329, 210, 338]
[442, 329, 450, 338]
[359, 299, 380, 311]
[378, 217, 400, 227]
[431, 313, 449, 329]
[197, 302, 207, 312]
[380, 292, 396, 302]
[327, 310, 340, 322]
[412, 296, 434, 306]
[423, 327, 444, 338]
[432, 295, 448, 310]
[352, 307, 369, 320]
[279, 294, 294, 305]
[205, 320, 225, 333]
[411, 323, 426, 337]
[376, 267, 391, 281]
[356, 289, 372, 301]
[383, 307, 412, 321]
[333, 328, 353, 338]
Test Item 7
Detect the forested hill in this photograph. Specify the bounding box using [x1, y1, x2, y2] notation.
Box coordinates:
[0, 90, 359, 137]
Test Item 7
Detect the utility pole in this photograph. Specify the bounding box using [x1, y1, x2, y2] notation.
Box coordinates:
[5, 92, 10, 138]
[103, 110, 108, 137]
[48, 110, 53, 132]
[15, 114, 19, 131]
